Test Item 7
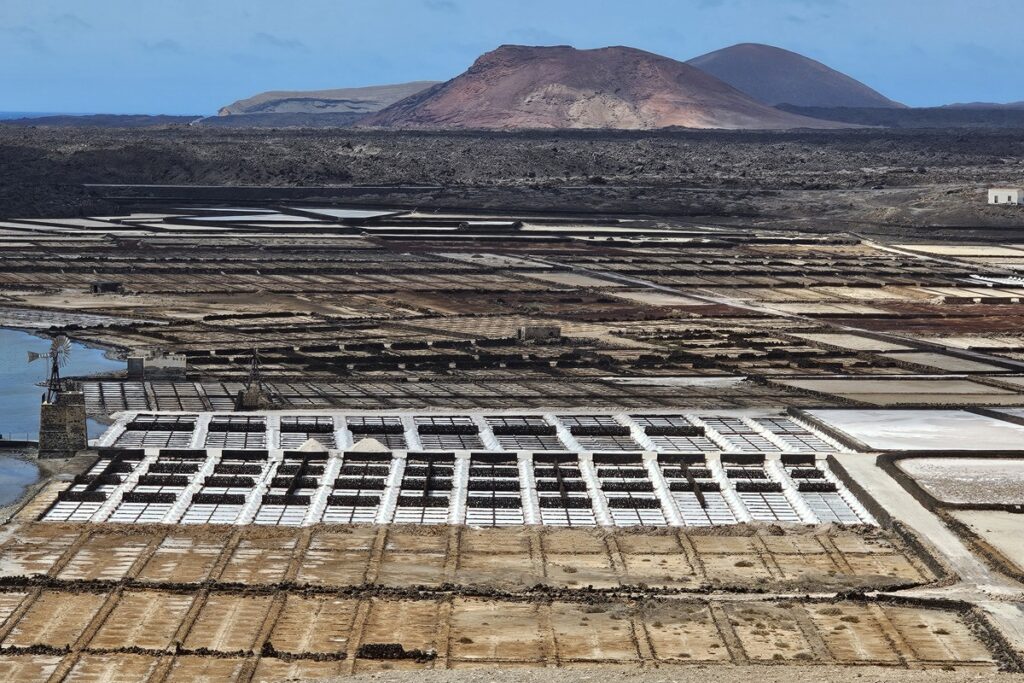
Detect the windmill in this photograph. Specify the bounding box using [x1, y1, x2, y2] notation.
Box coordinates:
[28, 335, 72, 404]
[245, 345, 264, 394]
[235, 345, 273, 410]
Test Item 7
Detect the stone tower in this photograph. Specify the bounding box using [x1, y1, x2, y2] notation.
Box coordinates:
[38, 389, 88, 459]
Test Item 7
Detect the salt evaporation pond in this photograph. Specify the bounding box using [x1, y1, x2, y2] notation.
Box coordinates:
[806, 409, 1024, 451]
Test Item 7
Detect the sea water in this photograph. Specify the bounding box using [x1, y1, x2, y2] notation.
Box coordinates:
[0, 456, 39, 507]
[0, 331, 123, 507]
[0, 328, 123, 503]
[0, 328, 123, 441]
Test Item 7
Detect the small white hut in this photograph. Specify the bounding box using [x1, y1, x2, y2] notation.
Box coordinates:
[989, 187, 1023, 205]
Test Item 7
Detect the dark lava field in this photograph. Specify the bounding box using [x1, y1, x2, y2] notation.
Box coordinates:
[2, 125, 1023, 235]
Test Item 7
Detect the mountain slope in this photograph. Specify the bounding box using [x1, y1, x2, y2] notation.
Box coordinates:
[218, 81, 441, 116]
[688, 43, 903, 109]
[361, 45, 848, 130]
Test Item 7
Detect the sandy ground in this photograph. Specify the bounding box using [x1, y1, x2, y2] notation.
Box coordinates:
[949, 509, 1024, 573]
[312, 666, 1024, 683]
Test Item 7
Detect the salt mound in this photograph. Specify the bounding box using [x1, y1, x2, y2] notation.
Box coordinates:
[350, 437, 390, 452]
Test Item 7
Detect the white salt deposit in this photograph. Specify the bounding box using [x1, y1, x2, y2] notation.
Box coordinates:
[808, 409, 1024, 451]
[898, 457, 1024, 504]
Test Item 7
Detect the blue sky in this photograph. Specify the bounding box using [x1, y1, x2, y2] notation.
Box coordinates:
[2, 0, 1022, 114]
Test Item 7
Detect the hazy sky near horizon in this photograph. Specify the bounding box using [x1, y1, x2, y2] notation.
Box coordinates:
[3, 0, 1022, 114]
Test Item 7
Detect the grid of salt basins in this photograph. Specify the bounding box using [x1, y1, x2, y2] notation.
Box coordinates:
[42, 412, 873, 527]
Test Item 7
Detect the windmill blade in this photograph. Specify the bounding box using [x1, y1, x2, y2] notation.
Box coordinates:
[51, 336, 72, 367]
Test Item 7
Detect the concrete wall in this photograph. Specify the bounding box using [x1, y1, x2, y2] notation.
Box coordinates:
[518, 325, 561, 341]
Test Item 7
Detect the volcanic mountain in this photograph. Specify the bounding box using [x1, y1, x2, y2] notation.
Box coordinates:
[688, 43, 903, 109]
[361, 45, 848, 130]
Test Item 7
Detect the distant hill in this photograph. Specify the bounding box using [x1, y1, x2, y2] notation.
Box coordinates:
[0, 114, 198, 128]
[196, 112, 367, 128]
[942, 101, 1024, 110]
[0, 112, 69, 120]
[217, 81, 440, 116]
[687, 43, 903, 109]
[361, 45, 847, 130]
[778, 104, 1024, 128]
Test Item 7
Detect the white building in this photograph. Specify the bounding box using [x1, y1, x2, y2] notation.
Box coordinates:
[989, 187, 1023, 205]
